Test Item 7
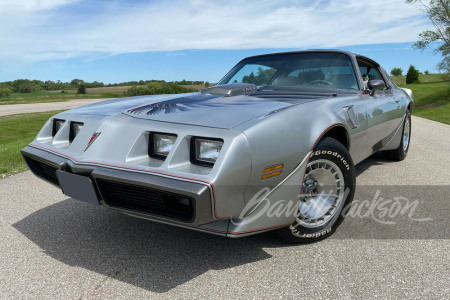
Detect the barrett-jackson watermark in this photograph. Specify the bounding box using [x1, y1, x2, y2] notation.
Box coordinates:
[342, 189, 432, 224]
[231, 187, 432, 225]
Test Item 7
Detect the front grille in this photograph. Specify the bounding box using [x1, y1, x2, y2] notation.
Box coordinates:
[96, 178, 194, 222]
[24, 156, 59, 186]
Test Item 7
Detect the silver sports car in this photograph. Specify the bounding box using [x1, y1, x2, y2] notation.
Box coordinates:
[22, 50, 413, 243]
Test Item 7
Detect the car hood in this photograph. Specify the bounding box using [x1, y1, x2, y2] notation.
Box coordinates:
[68, 92, 315, 129]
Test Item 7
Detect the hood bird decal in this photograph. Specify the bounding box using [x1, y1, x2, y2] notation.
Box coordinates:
[127, 93, 265, 115]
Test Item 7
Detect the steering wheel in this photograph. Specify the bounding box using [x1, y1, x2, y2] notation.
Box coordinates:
[308, 80, 333, 86]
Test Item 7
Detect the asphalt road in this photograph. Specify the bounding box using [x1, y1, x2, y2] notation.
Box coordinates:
[0, 98, 114, 117]
[0, 116, 448, 299]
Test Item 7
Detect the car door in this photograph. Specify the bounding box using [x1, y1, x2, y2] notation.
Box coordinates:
[358, 60, 403, 153]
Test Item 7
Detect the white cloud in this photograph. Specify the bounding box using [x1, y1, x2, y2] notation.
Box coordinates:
[0, 0, 431, 62]
[0, 0, 81, 11]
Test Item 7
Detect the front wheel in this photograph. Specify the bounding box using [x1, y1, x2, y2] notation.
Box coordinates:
[276, 137, 356, 243]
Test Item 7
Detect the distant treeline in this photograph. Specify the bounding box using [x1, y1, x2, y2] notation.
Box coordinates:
[125, 82, 198, 96]
[0, 79, 209, 94]
[108, 79, 207, 87]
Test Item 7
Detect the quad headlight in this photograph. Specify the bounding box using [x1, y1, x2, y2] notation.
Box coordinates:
[69, 122, 84, 142]
[150, 133, 177, 159]
[52, 119, 65, 137]
[192, 137, 223, 166]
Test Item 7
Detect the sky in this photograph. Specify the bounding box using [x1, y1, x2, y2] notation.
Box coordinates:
[0, 0, 444, 83]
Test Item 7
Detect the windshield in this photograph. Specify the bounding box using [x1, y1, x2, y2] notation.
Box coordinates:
[219, 52, 359, 90]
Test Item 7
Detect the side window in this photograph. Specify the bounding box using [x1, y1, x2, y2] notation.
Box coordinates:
[367, 68, 382, 80]
[357, 59, 387, 90]
[379, 67, 395, 88]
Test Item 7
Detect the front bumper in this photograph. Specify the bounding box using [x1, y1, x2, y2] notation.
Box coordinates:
[22, 144, 302, 238]
[21, 145, 225, 231]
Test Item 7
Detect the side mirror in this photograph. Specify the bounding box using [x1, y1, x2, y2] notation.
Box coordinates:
[368, 80, 386, 96]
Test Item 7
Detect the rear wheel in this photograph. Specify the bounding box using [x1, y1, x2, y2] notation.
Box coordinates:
[276, 137, 356, 244]
[383, 110, 411, 161]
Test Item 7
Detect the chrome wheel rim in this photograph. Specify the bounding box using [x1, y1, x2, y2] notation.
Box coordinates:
[296, 159, 345, 228]
[403, 117, 410, 152]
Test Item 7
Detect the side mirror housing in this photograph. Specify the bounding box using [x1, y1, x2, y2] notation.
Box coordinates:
[368, 80, 386, 96]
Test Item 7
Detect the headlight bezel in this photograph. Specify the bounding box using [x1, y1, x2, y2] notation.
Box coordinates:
[190, 136, 224, 167]
[149, 132, 178, 159]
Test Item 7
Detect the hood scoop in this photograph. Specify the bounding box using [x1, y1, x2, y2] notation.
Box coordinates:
[201, 83, 257, 97]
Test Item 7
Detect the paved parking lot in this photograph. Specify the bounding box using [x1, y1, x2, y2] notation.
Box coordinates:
[0, 116, 448, 299]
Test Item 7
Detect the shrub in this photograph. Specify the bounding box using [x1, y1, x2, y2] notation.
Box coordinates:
[18, 82, 40, 93]
[406, 65, 420, 84]
[77, 84, 86, 94]
[390, 67, 403, 76]
[0, 86, 11, 98]
[126, 85, 140, 96]
[205, 82, 210, 88]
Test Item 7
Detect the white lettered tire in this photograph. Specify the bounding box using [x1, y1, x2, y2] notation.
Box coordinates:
[276, 137, 356, 243]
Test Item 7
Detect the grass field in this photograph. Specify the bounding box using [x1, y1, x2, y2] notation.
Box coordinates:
[413, 103, 450, 124]
[0, 110, 65, 177]
[64, 86, 135, 95]
[0, 91, 115, 105]
[181, 83, 207, 91]
[0, 84, 203, 105]
[391, 73, 448, 85]
[400, 81, 450, 124]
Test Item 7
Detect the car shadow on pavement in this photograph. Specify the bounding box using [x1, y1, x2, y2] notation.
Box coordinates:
[13, 153, 445, 292]
[13, 199, 284, 293]
[354, 152, 393, 177]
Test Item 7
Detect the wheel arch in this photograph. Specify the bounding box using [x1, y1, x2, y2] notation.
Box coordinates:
[318, 124, 350, 151]
[401, 87, 414, 113]
[407, 101, 413, 113]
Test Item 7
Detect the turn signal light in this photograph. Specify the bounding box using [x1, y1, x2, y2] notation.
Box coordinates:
[262, 164, 283, 180]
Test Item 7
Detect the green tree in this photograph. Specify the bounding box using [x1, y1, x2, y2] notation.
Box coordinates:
[242, 72, 256, 84]
[126, 85, 140, 96]
[406, 65, 420, 84]
[437, 56, 450, 77]
[71, 79, 85, 86]
[77, 84, 86, 94]
[0, 86, 11, 98]
[205, 82, 210, 88]
[254, 68, 267, 85]
[406, 0, 449, 73]
[18, 82, 35, 93]
[424, 70, 430, 74]
[390, 67, 403, 76]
